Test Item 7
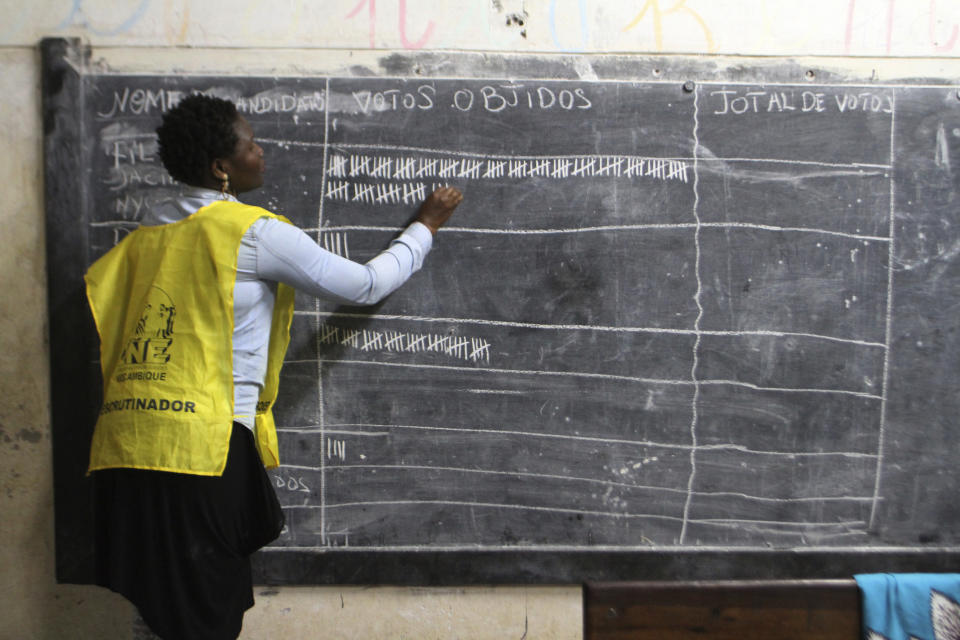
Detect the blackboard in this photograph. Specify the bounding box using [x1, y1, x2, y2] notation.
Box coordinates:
[43, 38, 960, 585]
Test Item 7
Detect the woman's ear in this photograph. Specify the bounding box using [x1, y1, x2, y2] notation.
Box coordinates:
[211, 159, 228, 182]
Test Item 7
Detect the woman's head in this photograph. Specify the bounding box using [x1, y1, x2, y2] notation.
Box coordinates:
[156, 94, 264, 194]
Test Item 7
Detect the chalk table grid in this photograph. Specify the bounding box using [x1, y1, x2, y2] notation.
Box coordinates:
[194, 79, 900, 554]
[43, 30, 960, 582]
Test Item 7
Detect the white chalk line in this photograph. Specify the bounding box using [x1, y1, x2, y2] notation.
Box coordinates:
[698, 377, 881, 399]
[307, 222, 891, 243]
[286, 499, 867, 530]
[301, 429, 390, 437]
[262, 541, 960, 553]
[708, 524, 865, 538]
[164, 133, 892, 173]
[86, 69, 941, 90]
[288, 357, 884, 401]
[320, 74, 939, 91]
[89, 220, 140, 227]
[685, 80, 947, 91]
[871, 92, 898, 530]
[262, 138, 891, 170]
[114, 71, 951, 92]
[681, 87, 704, 545]
[277, 422, 880, 459]
[698, 156, 890, 170]
[696, 491, 875, 504]
[90, 219, 892, 245]
[302, 311, 887, 350]
[283, 461, 876, 505]
[689, 517, 865, 528]
[318, 463, 690, 495]
[316, 76, 331, 545]
[303, 499, 684, 522]
[271, 137, 692, 161]
[698, 222, 886, 240]
[99, 131, 157, 140]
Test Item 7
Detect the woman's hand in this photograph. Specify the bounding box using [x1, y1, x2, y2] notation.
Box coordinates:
[416, 187, 463, 235]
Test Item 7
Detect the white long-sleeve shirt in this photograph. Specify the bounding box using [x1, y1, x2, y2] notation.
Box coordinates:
[142, 187, 433, 428]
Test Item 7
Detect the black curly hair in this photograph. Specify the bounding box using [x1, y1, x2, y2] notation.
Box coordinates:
[156, 94, 239, 186]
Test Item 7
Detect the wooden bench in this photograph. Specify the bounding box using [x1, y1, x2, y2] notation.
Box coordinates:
[584, 580, 861, 639]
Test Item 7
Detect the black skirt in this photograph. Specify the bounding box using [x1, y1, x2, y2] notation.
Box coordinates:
[93, 423, 284, 640]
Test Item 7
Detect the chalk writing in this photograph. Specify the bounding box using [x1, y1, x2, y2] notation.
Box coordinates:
[351, 86, 435, 113]
[109, 138, 156, 168]
[710, 88, 893, 115]
[348, 84, 592, 114]
[234, 92, 326, 114]
[453, 85, 593, 112]
[274, 474, 311, 493]
[479, 84, 592, 112]
[98, 87, 327, 118]
[98, 87, 183, 118]
[104, 165, 176, 191]
[113, 194, 149, 220]
[835, 92, 895, 113]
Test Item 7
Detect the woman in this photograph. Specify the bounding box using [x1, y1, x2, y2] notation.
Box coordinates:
[86, 94, 462, 639]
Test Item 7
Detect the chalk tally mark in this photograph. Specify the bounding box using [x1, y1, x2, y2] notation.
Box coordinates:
[326, 151, 689, 183]
[319, 323, 491, 364]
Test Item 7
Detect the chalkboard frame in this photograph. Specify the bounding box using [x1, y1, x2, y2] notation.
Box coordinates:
[43, 37, 960, 585]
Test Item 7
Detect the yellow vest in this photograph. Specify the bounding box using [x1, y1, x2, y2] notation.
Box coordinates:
[84, 201, 295, 475]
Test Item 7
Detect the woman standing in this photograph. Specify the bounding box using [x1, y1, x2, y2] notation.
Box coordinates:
[86, 94, 462, 639]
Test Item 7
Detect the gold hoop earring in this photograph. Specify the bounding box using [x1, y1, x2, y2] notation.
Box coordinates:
[220, 175, 230, 196]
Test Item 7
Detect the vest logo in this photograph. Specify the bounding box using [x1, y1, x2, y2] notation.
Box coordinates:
[120, 286, 175, 365]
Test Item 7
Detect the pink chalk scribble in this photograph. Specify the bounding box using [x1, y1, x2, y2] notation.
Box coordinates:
[346, 0, 376, 48]
[886, 0, 895, 54]
[843, 0, 856, 54]
[346, 0, 435, 50]
[843, 0, 895, 54]
[399, 0, 435, 50]
[846, 0, 957, 54]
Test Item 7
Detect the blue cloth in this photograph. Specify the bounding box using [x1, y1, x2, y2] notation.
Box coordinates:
[855, 573, 960, 640]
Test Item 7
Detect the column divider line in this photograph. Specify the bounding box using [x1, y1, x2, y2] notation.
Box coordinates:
[316, 76, 331, 545]
[680, 86, 704, 545]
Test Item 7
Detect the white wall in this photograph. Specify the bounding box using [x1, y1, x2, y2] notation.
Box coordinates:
[5, 0, 960, 55]
[2, 1, 959, 638]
